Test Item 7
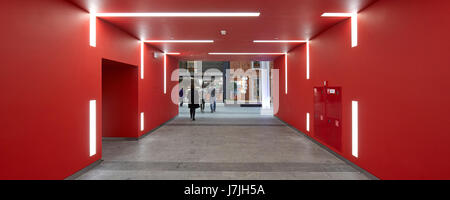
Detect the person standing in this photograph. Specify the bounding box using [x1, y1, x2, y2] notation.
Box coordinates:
[188, 82, 200, 121]
[210, 86, 216, 113]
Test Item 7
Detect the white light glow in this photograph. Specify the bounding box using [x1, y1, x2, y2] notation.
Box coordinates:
[321, 12, 358, 47]
[165, 52, 181, 55]
[95, 12, 260, 17]
[253, 40, 307, 43]
[140, 41, 144, 79]
[285, 53, 288, 94]
[321, 13, 354, 17]
[208, 53, 285, 55]
[90, 13, 96, 47]
[306, 113, 310, 132]
[140, 112, 144, 131]
[306, 40, 310, 80]
[89, 100, 96, 156]
[144, 40, 214, 43]
[352, 101, 359, 158]
[351, 13, 358, 47]
[164, 53, 167, 94]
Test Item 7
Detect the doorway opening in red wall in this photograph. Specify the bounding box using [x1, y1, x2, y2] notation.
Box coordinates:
[102, 59, 139, 138]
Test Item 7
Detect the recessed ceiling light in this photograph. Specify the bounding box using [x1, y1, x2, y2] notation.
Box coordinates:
[95, 12, 260, 17]
[253, 40, 307, 43]
[144, 40, 214, 43]
[220, 30, 227, 35]
[208, 53, 285, 55]
[321, 13, 354, 17]
[321, 12, 358, 47]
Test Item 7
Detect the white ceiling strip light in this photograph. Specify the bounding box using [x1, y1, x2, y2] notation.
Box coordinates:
[144, 40, 214, 43]
[253, 40, 307, 43]
[321, 12, 358, 47]
[95, 12, 260, 17]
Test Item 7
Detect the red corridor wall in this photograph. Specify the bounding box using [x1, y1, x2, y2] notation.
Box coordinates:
[0, 0, 178, 179]
[275, 0, 450, 180]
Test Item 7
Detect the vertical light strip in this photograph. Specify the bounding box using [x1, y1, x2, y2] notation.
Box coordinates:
[306, 113, 310, 132]
[321, 12, 358, 47]
[164, 53, 167, 94]
[89, 100, 96, 156]
[306, 40, 310, 80]
[351, 13, 358, 47]
[140, 112, 144, 131]
[352, 101, 359, 158]
[89, 13, 96, 47]
[140, 41, 144, 79]
[284, 53, 288, 94]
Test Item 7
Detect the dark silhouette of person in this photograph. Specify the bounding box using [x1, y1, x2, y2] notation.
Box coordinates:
[179, 88, 184, 107]
[188, 82, 200, 121]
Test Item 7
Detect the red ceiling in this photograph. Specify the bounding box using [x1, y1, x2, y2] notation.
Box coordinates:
[68, 0, 377, 61]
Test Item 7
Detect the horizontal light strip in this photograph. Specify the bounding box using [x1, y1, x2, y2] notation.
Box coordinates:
[165, 52, 181, 55]
[95, 12, 260, 17]
[321, 13, 354, 17]
[144, 40, 214, 43]
[321, 12, 358, 47]
[253, 40, 307, 43]
[208, 53, 285, 55]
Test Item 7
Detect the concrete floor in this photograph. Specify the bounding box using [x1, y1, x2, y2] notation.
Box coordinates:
[75, 104, 371, 180]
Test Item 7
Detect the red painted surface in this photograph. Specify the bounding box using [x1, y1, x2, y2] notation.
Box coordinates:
[275, 0, 450, 179]
[68, 0, 377, 61]
[139, 46, 179, 137]
[0, 0, 176, 179]
[314, 87, 342, 151]
[102, 59, 139, 138]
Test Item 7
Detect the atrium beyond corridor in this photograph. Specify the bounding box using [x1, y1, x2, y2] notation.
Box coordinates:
[74, 106, 371, 180]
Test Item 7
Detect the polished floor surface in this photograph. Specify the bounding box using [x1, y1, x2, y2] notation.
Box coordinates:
[75, 105, 371, 180]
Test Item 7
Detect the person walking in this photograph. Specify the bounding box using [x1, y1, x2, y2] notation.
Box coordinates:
[179, 88, 184, 107]
[188, 83, 200, 121]
[210, 86, 216, 113]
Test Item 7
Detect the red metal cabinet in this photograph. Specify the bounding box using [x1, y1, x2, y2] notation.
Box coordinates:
[314, 86, 342, 151]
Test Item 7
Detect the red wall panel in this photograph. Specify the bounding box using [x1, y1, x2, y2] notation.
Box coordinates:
[138, 47, 179, 137]
[275, 0, 450, 179]
[102, 59, 139, 138]
[0, 0, 175, 179]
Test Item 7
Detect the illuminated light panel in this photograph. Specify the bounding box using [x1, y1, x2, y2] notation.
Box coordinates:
[253, 40, 307, 43]
[285, 53, 288, 94]
[89, 100, 96, 156]
[352, 101, 359, 158]
[208, 53, 285, 55]
[165, 52, 181, 55]
[351, 13, 358, 47]
[321, 13, 354, 17]
[321, 12, 358, 47]
[140, 41, 144, 79]
[140, 112, 144, 131]
[95, 12, 260, 17]
[306, 40, 310, 80]
[90, 13, 96, 47]
[164, 53, 167, 94]
[306, 113, 310, 132]
[144, 40, 214, 43]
